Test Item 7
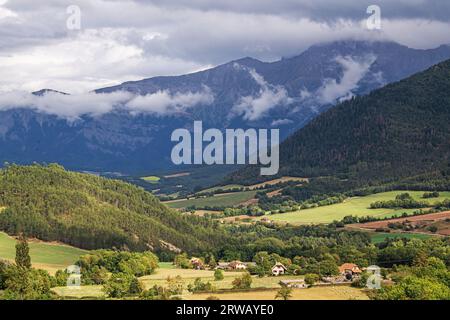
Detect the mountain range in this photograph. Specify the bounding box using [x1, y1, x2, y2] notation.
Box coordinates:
[229, 58, 450, 187]
[1, 40, 450, 174]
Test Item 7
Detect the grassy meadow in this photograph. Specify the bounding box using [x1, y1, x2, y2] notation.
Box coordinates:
[370, 232, 433, 244]
[261, 191, 450, 225]
[141, 176, 161, 183]
[189, 286, 369, 300]
[0, 232, 87, 274]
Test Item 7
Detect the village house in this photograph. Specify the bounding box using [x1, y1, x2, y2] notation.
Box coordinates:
[271, 262, 287, 276]
[339, 263, 362, 276]
[190, 257, 205, 270]
[229, 260, 247, 270]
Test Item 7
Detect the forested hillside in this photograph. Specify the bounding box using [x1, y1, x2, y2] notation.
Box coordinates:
[230, 59, 450, 186]
[0, 164, 227, 253]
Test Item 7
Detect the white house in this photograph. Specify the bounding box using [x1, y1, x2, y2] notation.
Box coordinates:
[271, 262, 287, 276]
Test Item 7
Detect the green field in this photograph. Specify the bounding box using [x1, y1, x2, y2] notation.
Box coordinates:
[262, 191, 450, 225]
[141, 176, 161, 184]
[198, 184, 244, 194]
[370, 232, 433, 244]
[52, 285, 104, 299]
[189, 286, 368, 300]
[166, 190, 258, 209]
[0, 232, 87, 274]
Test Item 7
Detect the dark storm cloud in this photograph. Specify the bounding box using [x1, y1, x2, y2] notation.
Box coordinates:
[0, 0, 449, 93]
[139, 0, 450, 22]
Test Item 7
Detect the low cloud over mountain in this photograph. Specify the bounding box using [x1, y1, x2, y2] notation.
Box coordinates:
[0, 88, 214, 120]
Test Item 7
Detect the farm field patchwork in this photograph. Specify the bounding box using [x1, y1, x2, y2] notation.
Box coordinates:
[198, 184, 244, 194]
[0, 232, 87, 274]
[165, 190, 259, 209]
[197, 177, 308, 194]
[259, 191, 450, 225]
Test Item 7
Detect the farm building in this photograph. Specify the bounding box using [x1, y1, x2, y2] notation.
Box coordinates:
[229, 260, 247, 270]
[215, 261, 254, 271]
[339, 263, 362, 276]
[190, 257, 205, 270]
[271, 262, 287, 276]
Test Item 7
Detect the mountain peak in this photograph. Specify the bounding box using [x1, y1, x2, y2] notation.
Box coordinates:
[32, 89, 69, 96]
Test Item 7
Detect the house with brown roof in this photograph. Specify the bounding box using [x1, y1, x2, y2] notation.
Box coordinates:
[339, 263, 362, 276]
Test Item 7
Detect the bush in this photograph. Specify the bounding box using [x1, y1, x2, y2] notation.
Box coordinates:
[2, 267, 55, 300]
[103, 273, 142, 298]
[304, 273, 320, 286]
[214, 269, 224, 281]
[232, 272, 252, 289]
[140, 285, 171, 300]
[187, 278, 215, 293]
[77, 250, 158, 284]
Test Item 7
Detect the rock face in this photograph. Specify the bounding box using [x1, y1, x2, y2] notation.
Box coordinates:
[1, 40, 450, 174]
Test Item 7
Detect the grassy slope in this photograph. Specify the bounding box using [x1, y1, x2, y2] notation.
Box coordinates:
[0, 164, 227, 253]
[166, 190, 258, 209]
[262, 191, 450, 225]
[0, 232, 86, 273]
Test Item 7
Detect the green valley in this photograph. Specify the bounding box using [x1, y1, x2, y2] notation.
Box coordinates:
[0, 232, 87, 273]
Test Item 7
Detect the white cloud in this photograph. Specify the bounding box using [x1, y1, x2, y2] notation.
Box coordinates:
[125, 86, 214, 115]
[0, 29, 207, 94]
[0, 91, 132, 120]
[0, 88, 214, 120]
[232, 68, 292, 121]
[316, 55, 376, 104]
[271, 118, 293, 126]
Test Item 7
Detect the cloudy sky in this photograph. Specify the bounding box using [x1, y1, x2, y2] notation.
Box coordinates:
[1, 0, 450, 94]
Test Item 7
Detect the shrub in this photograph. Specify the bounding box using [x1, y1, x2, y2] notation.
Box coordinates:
[232, 272, 252, 289]
[214, 269, 224, 281]
[304, 273, 320, 286]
